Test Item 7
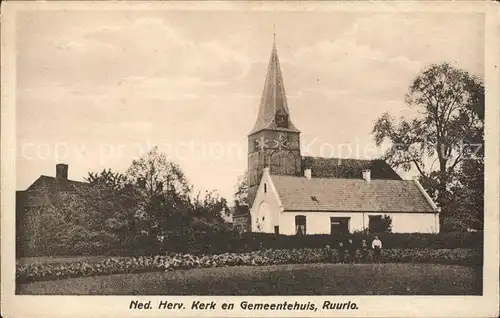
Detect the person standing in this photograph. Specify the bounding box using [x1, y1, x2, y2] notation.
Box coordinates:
[337, 241, 346, 264]
[324, 244, 334, 263]
[360, 239, 369, 263]
[372, 236, 383, 263]
[347, 238, 357, 263]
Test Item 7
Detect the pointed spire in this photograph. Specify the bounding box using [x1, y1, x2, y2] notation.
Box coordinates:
[249, 33, 300, 135]
[273, 23, 276, 45]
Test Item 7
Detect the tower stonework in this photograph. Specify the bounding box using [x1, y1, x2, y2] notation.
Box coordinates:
[247, 41, 302, 207]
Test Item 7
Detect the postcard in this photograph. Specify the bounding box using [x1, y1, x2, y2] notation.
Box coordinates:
[1, 1, 499, 317]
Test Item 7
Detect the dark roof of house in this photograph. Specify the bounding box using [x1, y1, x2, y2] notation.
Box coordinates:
[271, 175, 436, 213]
[26, 175, 88, 192]
[17, 176, 89, 209]
[303, 156, 402, 180]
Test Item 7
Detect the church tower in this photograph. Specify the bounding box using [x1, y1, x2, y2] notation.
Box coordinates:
[247, 38, 302, 207]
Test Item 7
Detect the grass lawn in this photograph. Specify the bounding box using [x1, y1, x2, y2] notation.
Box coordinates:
[17, 263, 482, 295]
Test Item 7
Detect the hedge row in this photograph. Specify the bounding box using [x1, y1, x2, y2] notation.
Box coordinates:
[238, 231, 482, 249]
[17, 247, 482, 283]
[17, 231, 483, 257]
[127, 231, 483, 255]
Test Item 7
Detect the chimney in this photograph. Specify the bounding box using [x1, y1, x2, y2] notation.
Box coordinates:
[362, 169, 371, 183]
[304, 168, 312, 180]
[56, 163, 68, 179]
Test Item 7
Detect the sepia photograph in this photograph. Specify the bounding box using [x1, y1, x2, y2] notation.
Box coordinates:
[2, 1, 499, 317]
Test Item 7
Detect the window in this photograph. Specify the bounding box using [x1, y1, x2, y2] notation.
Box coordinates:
[368, 215, 383, 233]
[274, 226, 280, 235]
[276, 115, 288, 128]
[295, 215, 306, 235]
[368, 215, 392, 233]
[264, 183, 267, 193]
[330, 217, 350, 234]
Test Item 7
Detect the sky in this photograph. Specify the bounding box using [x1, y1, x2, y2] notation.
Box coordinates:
[15, 9, 484, 200]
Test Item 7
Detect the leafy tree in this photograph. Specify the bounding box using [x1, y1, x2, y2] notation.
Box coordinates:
[191, 190, 229, 221]
[445, 114, 484, 231]
[82, 168, 138, 247]
[126, 146, 191, 198]
[233, 171, 249, 207]
[123, 146, 193, 248]
[18, 203, 69, 256]
[373, 62, 484, 231]
[59, 180, 141, 254]
[85, 168, 127, 191]
[122, 146, 231, 249]
[143, 188, 193, 252]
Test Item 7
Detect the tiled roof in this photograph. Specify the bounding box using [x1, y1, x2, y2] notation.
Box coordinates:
[303, 156, 402, 180]
[249, 42, 300, 135]
[271, 175, 436, 213]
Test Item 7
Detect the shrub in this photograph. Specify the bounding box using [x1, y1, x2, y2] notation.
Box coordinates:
[16, 247, 482, 283]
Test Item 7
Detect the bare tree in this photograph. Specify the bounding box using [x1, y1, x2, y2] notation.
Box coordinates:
[373, 62, 484, 230]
